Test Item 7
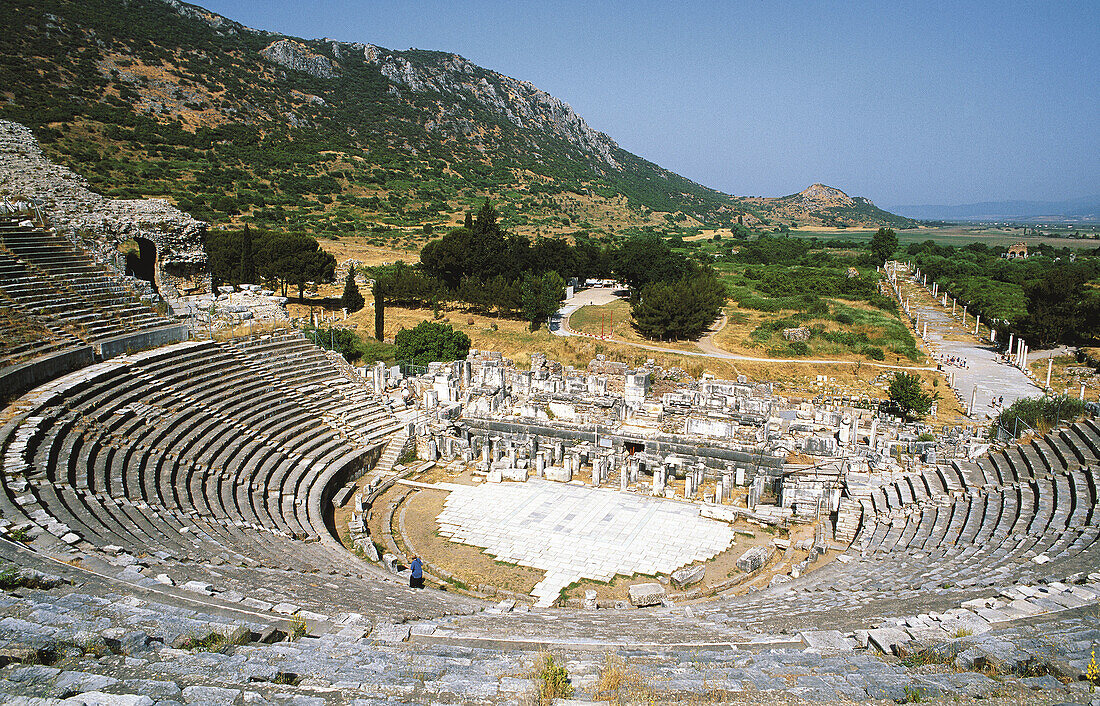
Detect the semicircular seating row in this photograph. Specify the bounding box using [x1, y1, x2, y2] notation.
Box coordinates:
[0, 335, 402, 575]
[850, 420, 1099, 581]
[683, 421, 1100, 634]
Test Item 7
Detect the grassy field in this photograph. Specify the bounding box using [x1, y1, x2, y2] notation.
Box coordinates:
[793, 225, 1100, 249]
[567, 301, 704, 353]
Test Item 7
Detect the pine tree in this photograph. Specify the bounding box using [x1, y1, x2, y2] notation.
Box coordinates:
[341, 266, 364, 312]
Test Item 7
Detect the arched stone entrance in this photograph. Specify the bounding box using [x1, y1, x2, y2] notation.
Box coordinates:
[124, 236, 158, 292]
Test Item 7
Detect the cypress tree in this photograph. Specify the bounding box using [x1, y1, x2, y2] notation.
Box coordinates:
[373, 280, 385, 341]
[463, 211, 473, 229]
[341, 265, 364, 312]
[239, 224, 255, 284]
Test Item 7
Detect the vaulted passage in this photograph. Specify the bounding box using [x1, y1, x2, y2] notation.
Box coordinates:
[125, 236, 157, 291]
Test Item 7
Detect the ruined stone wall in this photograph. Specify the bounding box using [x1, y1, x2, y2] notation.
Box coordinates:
[0, 120, 208, 295]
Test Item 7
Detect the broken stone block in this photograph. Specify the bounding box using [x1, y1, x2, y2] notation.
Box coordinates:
[101, 628, 150, 655]
[671, 564, 705, 588]
[583, 590, 598, 609]
[370, 623, 410, 643]
[502, 467, 528, 482]
[627, 582, 665, 607]
[355, 538, 380, 562]
[181, 580, 213, 595]
[867, 627, 911, 655]
[799, 630, 854, 652]
[736, 546, 771, 573]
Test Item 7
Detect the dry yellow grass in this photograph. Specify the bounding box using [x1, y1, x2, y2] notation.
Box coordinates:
[343, 301, 733, 375]
[1029, 353, 1100, 398]
[317, 237, 421, 268]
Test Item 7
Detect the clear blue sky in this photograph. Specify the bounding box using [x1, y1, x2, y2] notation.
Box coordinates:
[199, 0, 1097, 207]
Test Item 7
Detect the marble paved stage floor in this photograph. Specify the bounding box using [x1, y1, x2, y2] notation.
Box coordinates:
[433, 478, 735, 605]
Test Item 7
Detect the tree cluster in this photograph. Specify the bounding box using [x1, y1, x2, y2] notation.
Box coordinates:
[630, 269, 726, 341]
[419, 200, 609, 289]
[205, 227, 336, 298]
[611, 234, 727, 340]
[869, 227, 899, 265]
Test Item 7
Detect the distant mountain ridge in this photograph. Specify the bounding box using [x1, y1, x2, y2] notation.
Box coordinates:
[0, 0, 917, 235]
[889, 195, 1100, 223]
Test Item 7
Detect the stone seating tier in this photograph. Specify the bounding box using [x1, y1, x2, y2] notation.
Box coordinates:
[0, 339, 398, 579]
[846, 423, 1099, 591]
[0, 221, 175, 357]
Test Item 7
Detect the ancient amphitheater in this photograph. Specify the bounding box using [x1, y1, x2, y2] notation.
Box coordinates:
[0, 206, 1097, 705]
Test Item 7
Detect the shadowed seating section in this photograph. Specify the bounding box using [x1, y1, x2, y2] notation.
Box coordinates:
[0, 299, 84, 367]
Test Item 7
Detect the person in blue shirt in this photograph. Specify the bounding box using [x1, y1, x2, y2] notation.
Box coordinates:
[409, 556, 423, 589]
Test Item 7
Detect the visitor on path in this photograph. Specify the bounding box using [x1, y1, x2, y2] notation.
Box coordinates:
[409, 556, 424, 589]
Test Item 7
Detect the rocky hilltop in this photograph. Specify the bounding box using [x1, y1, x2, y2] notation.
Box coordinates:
[745, 184, 916, 229]
[0, 0, 915, 235]
[0, 120, 207, 289]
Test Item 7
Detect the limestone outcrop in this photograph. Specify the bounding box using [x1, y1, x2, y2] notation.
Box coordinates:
[260, 39, 339, 79]
[362, 46, 619, 167]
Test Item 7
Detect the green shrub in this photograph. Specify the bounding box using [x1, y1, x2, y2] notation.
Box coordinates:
[862, 345, 885, 360]
[990, 394, 1085, 439]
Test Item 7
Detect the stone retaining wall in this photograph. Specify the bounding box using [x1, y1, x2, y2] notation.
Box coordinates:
[0, 345, 94, 404]
[95, 323, 191, 359]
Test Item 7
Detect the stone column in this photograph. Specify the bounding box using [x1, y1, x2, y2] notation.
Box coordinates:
[974, 316, 980, 336]
[620, 466, 627, 491]
[1046, 357, 1053, 388]
[952, 299, 956, 315]
[1008, 332, 1014, 355]
[536, 452, 546, 477]
[969, 385, 977, 416]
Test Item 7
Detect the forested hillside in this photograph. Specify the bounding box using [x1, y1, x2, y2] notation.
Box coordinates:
[0, 0, 914, 242]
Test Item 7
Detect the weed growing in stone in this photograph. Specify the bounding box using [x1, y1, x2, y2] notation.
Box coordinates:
[528, 650, 572, 705]
[595, 653, 654, 705]
[288, 616, 308, 641]
[176, 631, 229, 653]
